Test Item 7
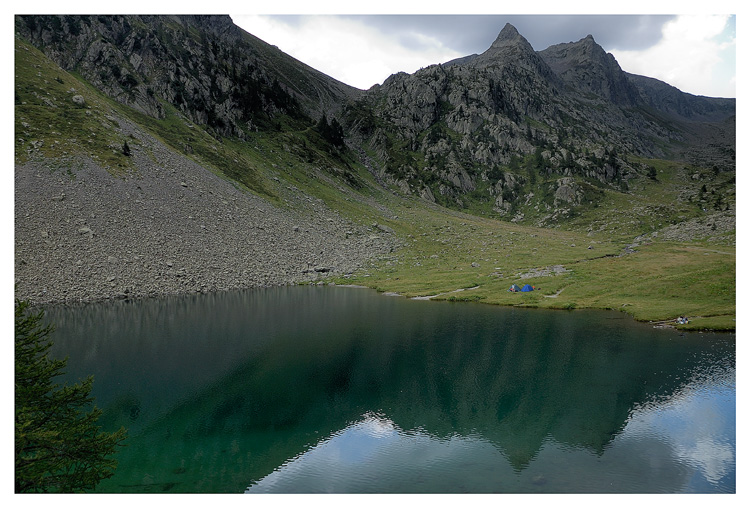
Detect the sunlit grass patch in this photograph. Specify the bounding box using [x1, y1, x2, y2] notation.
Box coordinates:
[677, 315, 736, 332]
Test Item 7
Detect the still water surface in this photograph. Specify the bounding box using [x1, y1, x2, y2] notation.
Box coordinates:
[45, 286, 735, 493]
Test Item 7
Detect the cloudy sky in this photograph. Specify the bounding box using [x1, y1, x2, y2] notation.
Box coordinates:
[230, 3, 737, 98]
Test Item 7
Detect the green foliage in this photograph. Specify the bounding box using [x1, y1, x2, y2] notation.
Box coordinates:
[508, 154, 521, 172]
[447, 294, 485, 302]
[525, 155, 537, 185]
[230, 71, 308, 131]
[532, 146, 545, 170]
[315, 114, 345, 147]
[15, 300, 126, 493]
[343, 99, 380, 135]
[487, 165, 504, 182]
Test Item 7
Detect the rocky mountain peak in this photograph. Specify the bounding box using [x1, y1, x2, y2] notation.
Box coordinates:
[493, 23, 522, 44]
[484, 23, 535, 56]
[472, 22, 560, 87]
[539, 34, 640, 106]
[541, 34, 608, 67]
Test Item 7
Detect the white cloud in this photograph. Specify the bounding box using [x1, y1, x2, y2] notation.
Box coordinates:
[608, 15, 735, 98]
[680, 437, 735, 484]
[231, 15, 463, 89]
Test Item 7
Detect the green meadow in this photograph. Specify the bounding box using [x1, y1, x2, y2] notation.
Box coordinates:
[338, 199, 735, 331]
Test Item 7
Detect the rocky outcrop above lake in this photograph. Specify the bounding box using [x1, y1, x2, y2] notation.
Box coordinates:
[16, 15, 735, 227]
[14, 15, 360, 140]
[343, 22, 735, 217]
[13, 15, 736, 307]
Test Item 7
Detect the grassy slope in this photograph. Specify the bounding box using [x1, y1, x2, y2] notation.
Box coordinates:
[340, 199, 735, 331]
[15, 36, 736, 331]
[15, 39, 136, 173]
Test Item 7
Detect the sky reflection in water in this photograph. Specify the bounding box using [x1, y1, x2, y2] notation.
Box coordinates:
[45, 286, 735, 493]
[247, 376, 735, 494]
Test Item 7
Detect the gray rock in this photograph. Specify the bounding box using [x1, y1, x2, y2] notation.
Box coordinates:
[553, 177, 582, 207]
[375, 223, 395, 234]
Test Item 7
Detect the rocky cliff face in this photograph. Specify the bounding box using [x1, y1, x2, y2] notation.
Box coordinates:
[345, 24, 683, 210]
[14, 15, 361, 139]
[539, 35, 641, 106]
[473, 23, 562, 84]
[15, 15, 735, 223]
[341, 23, 734, 214]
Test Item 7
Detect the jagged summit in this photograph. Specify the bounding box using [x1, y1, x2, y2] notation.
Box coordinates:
[476, 24, 532, 60]
[470, 23, 561, 87]
[541, 33, 607, 63]
[539, 34, 641, 106]
[483, 23, 535, 56]
[492, 23, 523, 44]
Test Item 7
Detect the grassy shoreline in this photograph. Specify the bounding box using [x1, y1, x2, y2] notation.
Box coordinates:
[333, 197, 735, 332]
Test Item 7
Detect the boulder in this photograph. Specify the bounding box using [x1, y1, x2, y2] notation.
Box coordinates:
[553, 177, 582, 207]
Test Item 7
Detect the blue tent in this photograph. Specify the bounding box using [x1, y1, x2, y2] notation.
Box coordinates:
[521, 284, 534, 292]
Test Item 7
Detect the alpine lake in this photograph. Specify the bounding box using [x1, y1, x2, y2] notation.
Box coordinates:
[44, 285, 736, 494]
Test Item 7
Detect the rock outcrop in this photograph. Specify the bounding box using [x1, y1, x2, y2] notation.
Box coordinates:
[14, 15, 361, 139]
[343, 21, 734, 217]
[539, 34, 641, 106]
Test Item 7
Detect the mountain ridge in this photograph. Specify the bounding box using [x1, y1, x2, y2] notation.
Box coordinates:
[14, 15, 735, 210]
[13, 15, 735, 329]
[15, 15, 361, 139]
[538, 34, 642, 106]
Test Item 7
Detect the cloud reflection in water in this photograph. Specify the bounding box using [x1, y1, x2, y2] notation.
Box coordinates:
[248, 373, 735, 494]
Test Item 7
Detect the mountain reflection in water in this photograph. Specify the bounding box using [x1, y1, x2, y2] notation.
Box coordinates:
[45, 286, 735, 493]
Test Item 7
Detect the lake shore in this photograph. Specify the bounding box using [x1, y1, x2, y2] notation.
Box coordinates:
[15, 141, 733, 331]
[16, 146, 734, 332]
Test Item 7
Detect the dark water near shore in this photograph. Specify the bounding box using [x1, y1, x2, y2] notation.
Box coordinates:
[44, 286, 735, 493]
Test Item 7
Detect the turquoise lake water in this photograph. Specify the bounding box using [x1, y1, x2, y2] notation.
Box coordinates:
[44, 285, 736, 493]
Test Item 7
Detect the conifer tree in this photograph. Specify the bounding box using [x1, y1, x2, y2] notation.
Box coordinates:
[15, 299, 127, 493]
